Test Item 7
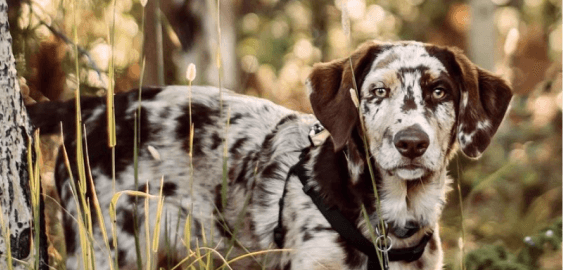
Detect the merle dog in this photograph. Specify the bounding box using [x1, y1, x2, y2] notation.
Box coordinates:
[27, 41, 512, 269]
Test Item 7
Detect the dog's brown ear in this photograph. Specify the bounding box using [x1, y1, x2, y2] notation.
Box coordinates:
[307, 41, 384, 151]
[452, 50, 513, 158]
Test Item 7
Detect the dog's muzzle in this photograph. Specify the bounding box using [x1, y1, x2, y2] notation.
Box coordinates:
[393, 125, 429, 159]
[391, 125, 429, 180]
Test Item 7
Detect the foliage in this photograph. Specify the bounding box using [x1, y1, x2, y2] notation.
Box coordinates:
[465, 219, 562, 270]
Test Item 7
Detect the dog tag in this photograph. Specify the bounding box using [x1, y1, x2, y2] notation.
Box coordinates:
[375, 234, 392, 270]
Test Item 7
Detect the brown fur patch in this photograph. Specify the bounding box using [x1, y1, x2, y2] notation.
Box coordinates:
[425, 45, 513, 158]
[428, 236, 438, 252]
[415, 259, 425, 268]
[308, 41, 388, 151]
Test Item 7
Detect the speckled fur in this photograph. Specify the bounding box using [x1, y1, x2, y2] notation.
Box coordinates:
[27, 41, 512, 270]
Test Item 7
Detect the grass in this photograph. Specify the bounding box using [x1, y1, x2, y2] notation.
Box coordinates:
[30, 130, 42, 270]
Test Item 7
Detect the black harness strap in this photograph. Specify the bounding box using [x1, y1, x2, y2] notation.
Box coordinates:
[273, 166, 294, 248]
[274, 162, 433, 270]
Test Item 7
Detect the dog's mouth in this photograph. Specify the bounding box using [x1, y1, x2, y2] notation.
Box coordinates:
[398, 164, 421, 170]
[389, 164, 428, 180]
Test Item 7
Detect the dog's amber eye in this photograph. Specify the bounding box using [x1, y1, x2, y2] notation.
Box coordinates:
[432, 88, 446, 100]
[374, 88, 388, 98]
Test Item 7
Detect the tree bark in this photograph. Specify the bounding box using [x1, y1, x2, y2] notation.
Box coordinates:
[0, 0, 47, 268]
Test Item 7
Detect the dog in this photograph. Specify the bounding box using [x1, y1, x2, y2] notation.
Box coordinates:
[27, 40, 513, 270]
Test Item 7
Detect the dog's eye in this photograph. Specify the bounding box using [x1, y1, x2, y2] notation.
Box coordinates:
[374, 88, 388, 98]
[432, 88, 446, 100]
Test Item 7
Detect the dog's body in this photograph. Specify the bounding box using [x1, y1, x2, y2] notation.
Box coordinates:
[28, 41, 512, 270]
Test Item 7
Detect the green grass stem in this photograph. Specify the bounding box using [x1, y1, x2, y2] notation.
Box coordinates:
[155, 0, 164, 85]
[455, 158, 466, 270]
[83, 126, 115, 270]
[28, 131, 42, 270]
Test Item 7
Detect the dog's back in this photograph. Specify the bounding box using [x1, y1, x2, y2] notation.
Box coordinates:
[27, 86, 310, 268]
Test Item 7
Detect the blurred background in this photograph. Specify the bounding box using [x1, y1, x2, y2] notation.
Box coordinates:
[8, 0, 561, 269]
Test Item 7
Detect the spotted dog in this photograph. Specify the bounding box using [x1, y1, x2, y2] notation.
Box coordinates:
[27, 41, 512, 270]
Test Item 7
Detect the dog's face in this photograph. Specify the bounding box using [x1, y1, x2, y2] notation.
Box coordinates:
[359, 45, 457, 180]
[307, 41, 512, 181]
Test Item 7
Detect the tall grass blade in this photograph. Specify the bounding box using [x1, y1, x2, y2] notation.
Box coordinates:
[217, 249, 291, 269]
[182, 213, 193, 270]
[106, 0, 117, 150]
[143, 181, 151, 268]
[221, 107, 231, 210]
[205, 223, 212, 269]
[186, 66, 196, 269]
[83, 126, 115, 270]
[202, 247, 232, 270]
[27, 130, 42, 270]
[109, 190, 157, 269]
[172, 207, 183, 261]
[340, 1, 387, 265]
[70, 0, 100, 263]
[60, 125, 92, 270]
[456, 158, 466, 270]
[155, 0, 164, 85]
[170, 246, 233, 270]
[195, 239, 203, 269]
[214, 0, 224, 112]
[132, 112, 144, 269]
[85, 199, 96, 270]
[106, 0, 117, 201]
[361, 205, 384, 269]
[165, 212, 171, 269]
[151, 178, 165, 256]
[133, 8, 148, 270]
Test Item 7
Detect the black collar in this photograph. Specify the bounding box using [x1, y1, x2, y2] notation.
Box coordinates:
[274, 161, 433, 270]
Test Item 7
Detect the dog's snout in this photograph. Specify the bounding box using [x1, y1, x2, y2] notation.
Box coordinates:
[394, 126, 429, 159]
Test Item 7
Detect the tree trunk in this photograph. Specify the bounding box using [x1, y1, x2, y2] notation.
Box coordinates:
[469, 0, 496, 70]
[0, 0, 47, 268]
[188, 0, 237, 90]
[144, 0, 238, 89]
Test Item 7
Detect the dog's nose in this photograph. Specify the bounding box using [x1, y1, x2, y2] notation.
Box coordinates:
[393, 125, 429, 159]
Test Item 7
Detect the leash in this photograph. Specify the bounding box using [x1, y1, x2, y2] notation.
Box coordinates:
[273, 122, 433, 270]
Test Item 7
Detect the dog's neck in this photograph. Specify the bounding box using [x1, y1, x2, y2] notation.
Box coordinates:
[305, 133, 377, 225]
[375, 167, 450, 231]
[308, 129, 451, 237]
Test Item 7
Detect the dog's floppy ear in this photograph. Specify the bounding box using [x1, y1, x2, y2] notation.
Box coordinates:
[452, 50, 513, 158]
[307, 41, 383, 151]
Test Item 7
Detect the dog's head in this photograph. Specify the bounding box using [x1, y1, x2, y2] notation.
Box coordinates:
[307, 41, 512, 181]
